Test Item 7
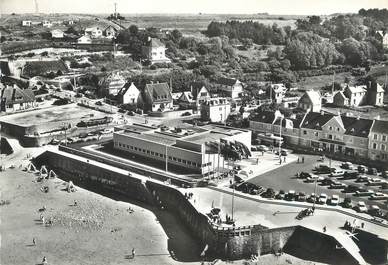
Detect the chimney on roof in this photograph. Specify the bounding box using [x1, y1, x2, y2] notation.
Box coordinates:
[320, 110, 325, 116]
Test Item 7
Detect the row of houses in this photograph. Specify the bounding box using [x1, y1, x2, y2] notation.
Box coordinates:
[0, 83, 36, 112]
[22, 20, 74, 27]
[249, 110, 388, 163]
[51, 25, 118, 41]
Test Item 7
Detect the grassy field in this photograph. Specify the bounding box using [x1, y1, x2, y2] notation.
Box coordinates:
[297, 72, 355, 91]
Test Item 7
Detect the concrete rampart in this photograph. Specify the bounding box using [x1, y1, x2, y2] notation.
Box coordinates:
[32, 150, 372, 264]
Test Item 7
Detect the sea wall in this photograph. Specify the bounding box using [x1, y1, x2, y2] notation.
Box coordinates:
[33, 150, 369, 263]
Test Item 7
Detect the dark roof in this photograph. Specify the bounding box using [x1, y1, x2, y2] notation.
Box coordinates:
[217, 77, 239, 86]
[249, 111, 276, 124]
[22, 60, 68, 78]
[370, 120, 388, 134]
[0, 61, 11, 76]
[190, 81, 207, 100]
[300, 112, 335, 130]
[0, 85, 35, 105]
[104, 25, 118, 32]
[145, 82, 172, 103]
[341, 116, 373, 138]
[148, 38, 165, 48]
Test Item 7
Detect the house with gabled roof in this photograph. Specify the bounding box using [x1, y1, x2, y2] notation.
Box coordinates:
[143, 82, 173, 112]
[368, 119, 388, 162]
[297, 90, 321, 112]
[141, 38, 171, 64]
[250, 109, 376, 160]
[84, 27, 102, 38]
[376, 30, 388, 49]
[117, 82, 140, 105]
[99, 71, 126, 96]
[178, 82, 211, 110]
[216, 77, 243, 99]
[344, 85, 367, 107]
[0, 84, 36, 112]
[103, 25, 117, 39]
[51, 29, 64, 39]
[333, 91, 349, 107]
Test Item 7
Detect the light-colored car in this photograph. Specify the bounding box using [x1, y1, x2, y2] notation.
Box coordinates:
[369, 192, 388, 200]
[256, 145, 269, 152]
[318, 193, 328, 204]
[355, 189, 374, 196]
[341, 162, 354, 170]
[367, 178, 384, 186]
[330, 195, 340, 206]
[356, 201, 368, 213]
[330, 169, 345, 177]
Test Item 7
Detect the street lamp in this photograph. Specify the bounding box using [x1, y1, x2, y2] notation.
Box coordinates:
[278, 116, 283, 160]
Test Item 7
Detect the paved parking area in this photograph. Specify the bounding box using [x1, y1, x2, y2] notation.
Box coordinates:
[247, 154, 388, 211]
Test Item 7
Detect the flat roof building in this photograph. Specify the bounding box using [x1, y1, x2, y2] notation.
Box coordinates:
[113, 123, 251, 176]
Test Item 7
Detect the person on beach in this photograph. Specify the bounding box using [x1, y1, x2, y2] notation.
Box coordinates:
[131, 248, 136, 258]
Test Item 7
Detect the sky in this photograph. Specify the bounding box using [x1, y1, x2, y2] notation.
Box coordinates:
[0, 0, 387, 15]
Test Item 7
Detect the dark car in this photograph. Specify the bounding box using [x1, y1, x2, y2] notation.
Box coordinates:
[343, 171, 359, 180]
[298, 172, 312, 179]
[261, 188, 276, 199]
[296, 192, 307, 202]
[343, 185, 359, 193]
[314, 165, 335, 174]
[330, 181, 347, 189]
[368, 205, 383, 217]
[181, 111, 192, 117]
[367, 167, 378, 175]
[275, 190, 286, 200]
[342, 198, 352, 208]
[285, 190, 296, 201]
[95, 101, 103, 106]
[357, 165, 367, 173]
[321, 178, 334, 186]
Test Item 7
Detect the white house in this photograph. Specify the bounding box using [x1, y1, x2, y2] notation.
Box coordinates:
[85, 27, 103, 38]
[216, 77, 243, 99]
[344, 85, 367, 107]
[141, 38, 171, 64]
[376, 31, 388, 49]
[201, 97, 231, 123]
[51, 29, 64, 39]
[297, 90, 321, 112]
[269, 83, 287, 104]
[21, 20, 32, 27]
[77, 35, 92, 44]
[143, 82, 173, 112]
[118, 82, 140, 105]
[42, 20, 52, 27]
[103, 25, 117, 39]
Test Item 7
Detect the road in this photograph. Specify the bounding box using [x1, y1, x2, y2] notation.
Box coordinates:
[248, 154, 388, 210]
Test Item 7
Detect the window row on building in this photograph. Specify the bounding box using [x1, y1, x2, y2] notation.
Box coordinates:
[114, 141, 211, 168]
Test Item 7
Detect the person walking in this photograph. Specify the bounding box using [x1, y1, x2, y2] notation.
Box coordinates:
[42, 256, 47, 265]
[302, 156, 305, 163]
[131, 248, 136, 259]
[323, 226, 327, 233]
[33, 237, 36, 246]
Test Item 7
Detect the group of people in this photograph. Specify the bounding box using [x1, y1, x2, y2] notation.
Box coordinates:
[297, 156, 305, 163]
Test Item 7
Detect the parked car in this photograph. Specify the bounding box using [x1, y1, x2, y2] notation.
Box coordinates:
[285, 190, 296, 201]
[329, 169, 345, 177]
[343, 171, 359, 180]
[298, 172, 312, 179]
[307, 193, 317, 203]
[382, 170, 388, 179]
[369, 192, 388, 200]
[357, 165, 367, 173]
[127, 111, 135, 116]
[261, 188, 276, 199]
[314, 164, 335, 174]
[330, 181, 347, 189]
[296, 192, 307, 202]
[368, 205, 383, 217]
[275, 149, 288, 156]
[342, 198, 352, 208]
[355, 189, 374, 197]
[367, 178, 384, 186]
[356, 175, 371, 183]
[256, 145, 269, 152]
[95, 101, 103, 106]
[330, 195, 340, 206]
[343, 185, 359, 193]
[318, 193, 328, 204]
[321, 178, 334, 186]
[341, 162, 354, 170]
[305, 175, 323, 183]
[367, 167, 378, 175]
[181, 111, 191, 116]
[355, 201, 368, 213]
[275, 190, 286, 200]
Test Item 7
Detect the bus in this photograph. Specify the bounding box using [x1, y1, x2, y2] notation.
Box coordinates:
[256, 133, 283, 146]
